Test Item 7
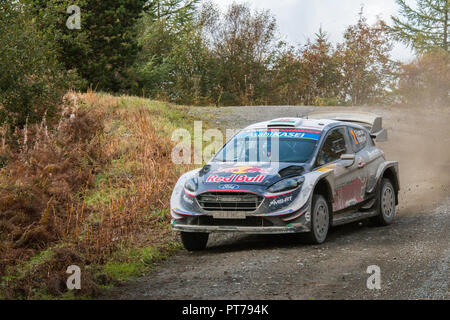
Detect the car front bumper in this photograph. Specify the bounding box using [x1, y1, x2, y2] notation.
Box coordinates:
[171, 221, 310, 234]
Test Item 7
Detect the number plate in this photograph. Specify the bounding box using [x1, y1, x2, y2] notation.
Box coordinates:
[212, 211, 247, 220]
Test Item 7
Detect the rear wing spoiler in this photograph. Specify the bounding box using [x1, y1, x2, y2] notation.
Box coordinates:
[307, 111, 388, 142]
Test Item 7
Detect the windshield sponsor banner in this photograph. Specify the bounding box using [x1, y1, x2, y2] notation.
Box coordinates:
[238, 129, 321, 141]
[206, 174, 266, 183]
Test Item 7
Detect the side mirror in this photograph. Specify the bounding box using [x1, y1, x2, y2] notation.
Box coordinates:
[340, 154, 356, 167]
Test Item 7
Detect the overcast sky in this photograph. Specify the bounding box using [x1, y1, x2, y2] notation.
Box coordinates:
[212, 0, 416, 62]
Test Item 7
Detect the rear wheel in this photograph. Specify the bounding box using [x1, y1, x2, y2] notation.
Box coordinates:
[307, 195, 330, 244]
[370, 178, 396, 226]
[180, 232, 209, 251]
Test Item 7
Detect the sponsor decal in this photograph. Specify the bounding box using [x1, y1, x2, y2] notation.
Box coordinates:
[269, 195, 293, 207]
[350, 129, 368, 145]
[206, 174, 266, 183]
[333, 177, 367, 212]
[315, 164, 335, 172]
[238, 129, 321, 141]
[305, 211, 311, 222]
[355, 130, 367, 144]
[216, 166, 270, 174]
[350, 129, 358, 145]
[218, 184, 240, 190]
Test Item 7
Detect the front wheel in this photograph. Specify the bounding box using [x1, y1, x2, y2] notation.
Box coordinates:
[306, 195, 330, 244]
[370, 178, 396, 226]
[180, 232, 209, 251]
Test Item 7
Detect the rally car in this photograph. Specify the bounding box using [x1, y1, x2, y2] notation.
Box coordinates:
[171, 112, 400, 251]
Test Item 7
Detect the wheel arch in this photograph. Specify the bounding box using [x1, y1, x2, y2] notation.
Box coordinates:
[381, 166, 400, 205]
[369, 161, 400, 205]
[313, 178, 334, 210]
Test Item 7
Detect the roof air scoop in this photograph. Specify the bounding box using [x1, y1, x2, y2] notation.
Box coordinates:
[267, 118, 302, 128]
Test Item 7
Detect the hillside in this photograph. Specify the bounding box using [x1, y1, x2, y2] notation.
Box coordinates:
[0, 92, 198, 299]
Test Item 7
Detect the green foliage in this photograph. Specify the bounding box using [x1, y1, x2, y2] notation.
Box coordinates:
[82, 0, 146, 92]
[130, 0, 201, 99]
[27, 0, 146, 92]
[270, 46, 306, 105]
[4, 0, 439, 112]
[133, 1, 281, 106]
[300, 29, 342, 105]
[207, 3, 280, 106]
[270, 12, 396, 107]
[132, 3, 397, 106]
[102, 242, 181, 283]
[0, 1, 78, 127]
[270, 30, 342, 106]
[103, 260, 142, 282]
[390, 0, 450, 53]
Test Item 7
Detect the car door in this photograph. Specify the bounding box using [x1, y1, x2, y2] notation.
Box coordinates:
[348, 126, 384, 198]
[315, 127, 365, 212]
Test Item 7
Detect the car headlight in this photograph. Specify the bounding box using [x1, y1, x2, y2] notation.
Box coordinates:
[268, 176, 304, 193]
[184, 177, 198, 192]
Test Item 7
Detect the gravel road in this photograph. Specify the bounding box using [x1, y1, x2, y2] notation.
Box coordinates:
[103, 105, 449, 300]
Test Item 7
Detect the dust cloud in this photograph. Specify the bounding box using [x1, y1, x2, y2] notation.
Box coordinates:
[377, 104, 450, 214]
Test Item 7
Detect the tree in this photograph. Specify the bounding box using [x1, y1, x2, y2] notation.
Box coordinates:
[169, 29, 217, 105]
[83, 0, 147, 92]
[130, 0, 200, 98]
[0, 1, 77, 127]
[299, 29, 341, 105]
[27, 0, 147, 92]
[271, 30, 341, 106]
[397, 50, 450, 106]
[206, 3, 279, 105]
[270, 46, 304, 105]
[336, 9, 397, 105]
[390, 0, 450, 52]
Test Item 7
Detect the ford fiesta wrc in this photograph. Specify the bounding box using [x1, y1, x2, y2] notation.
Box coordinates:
[170, 112, 400, 251]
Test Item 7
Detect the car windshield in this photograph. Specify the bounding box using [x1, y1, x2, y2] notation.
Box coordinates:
[213, 129, 321, 163]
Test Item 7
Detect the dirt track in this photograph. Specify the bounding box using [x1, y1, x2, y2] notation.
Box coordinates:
[103, 105, 449, 300]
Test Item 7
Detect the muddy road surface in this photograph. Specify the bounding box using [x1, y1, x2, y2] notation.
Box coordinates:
[103, 105, 449, 300]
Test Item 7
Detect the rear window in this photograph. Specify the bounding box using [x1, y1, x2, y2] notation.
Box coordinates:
[349, 128, 368, 152]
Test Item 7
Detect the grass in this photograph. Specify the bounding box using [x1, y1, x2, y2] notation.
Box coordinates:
[0, 90, 205, 299]
[102, 242, 181, 283]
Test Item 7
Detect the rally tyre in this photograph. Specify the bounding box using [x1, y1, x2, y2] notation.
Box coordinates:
[181, 232, 209, 251]
[307, 195, 330, 245]
[370, 178, 396, 226]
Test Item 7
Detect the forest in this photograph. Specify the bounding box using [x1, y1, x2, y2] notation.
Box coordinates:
[1, 0, 449, 128]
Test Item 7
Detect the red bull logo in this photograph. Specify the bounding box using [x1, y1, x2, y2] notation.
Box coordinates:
[216, 166, 270, 175]
[206, 174, 266, 183]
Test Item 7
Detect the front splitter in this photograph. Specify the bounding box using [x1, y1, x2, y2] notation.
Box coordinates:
[172, 223, 310, 234]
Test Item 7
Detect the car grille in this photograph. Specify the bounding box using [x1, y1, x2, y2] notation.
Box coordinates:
[197, 192, 264, 212]
[197, 216, 274, 227]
